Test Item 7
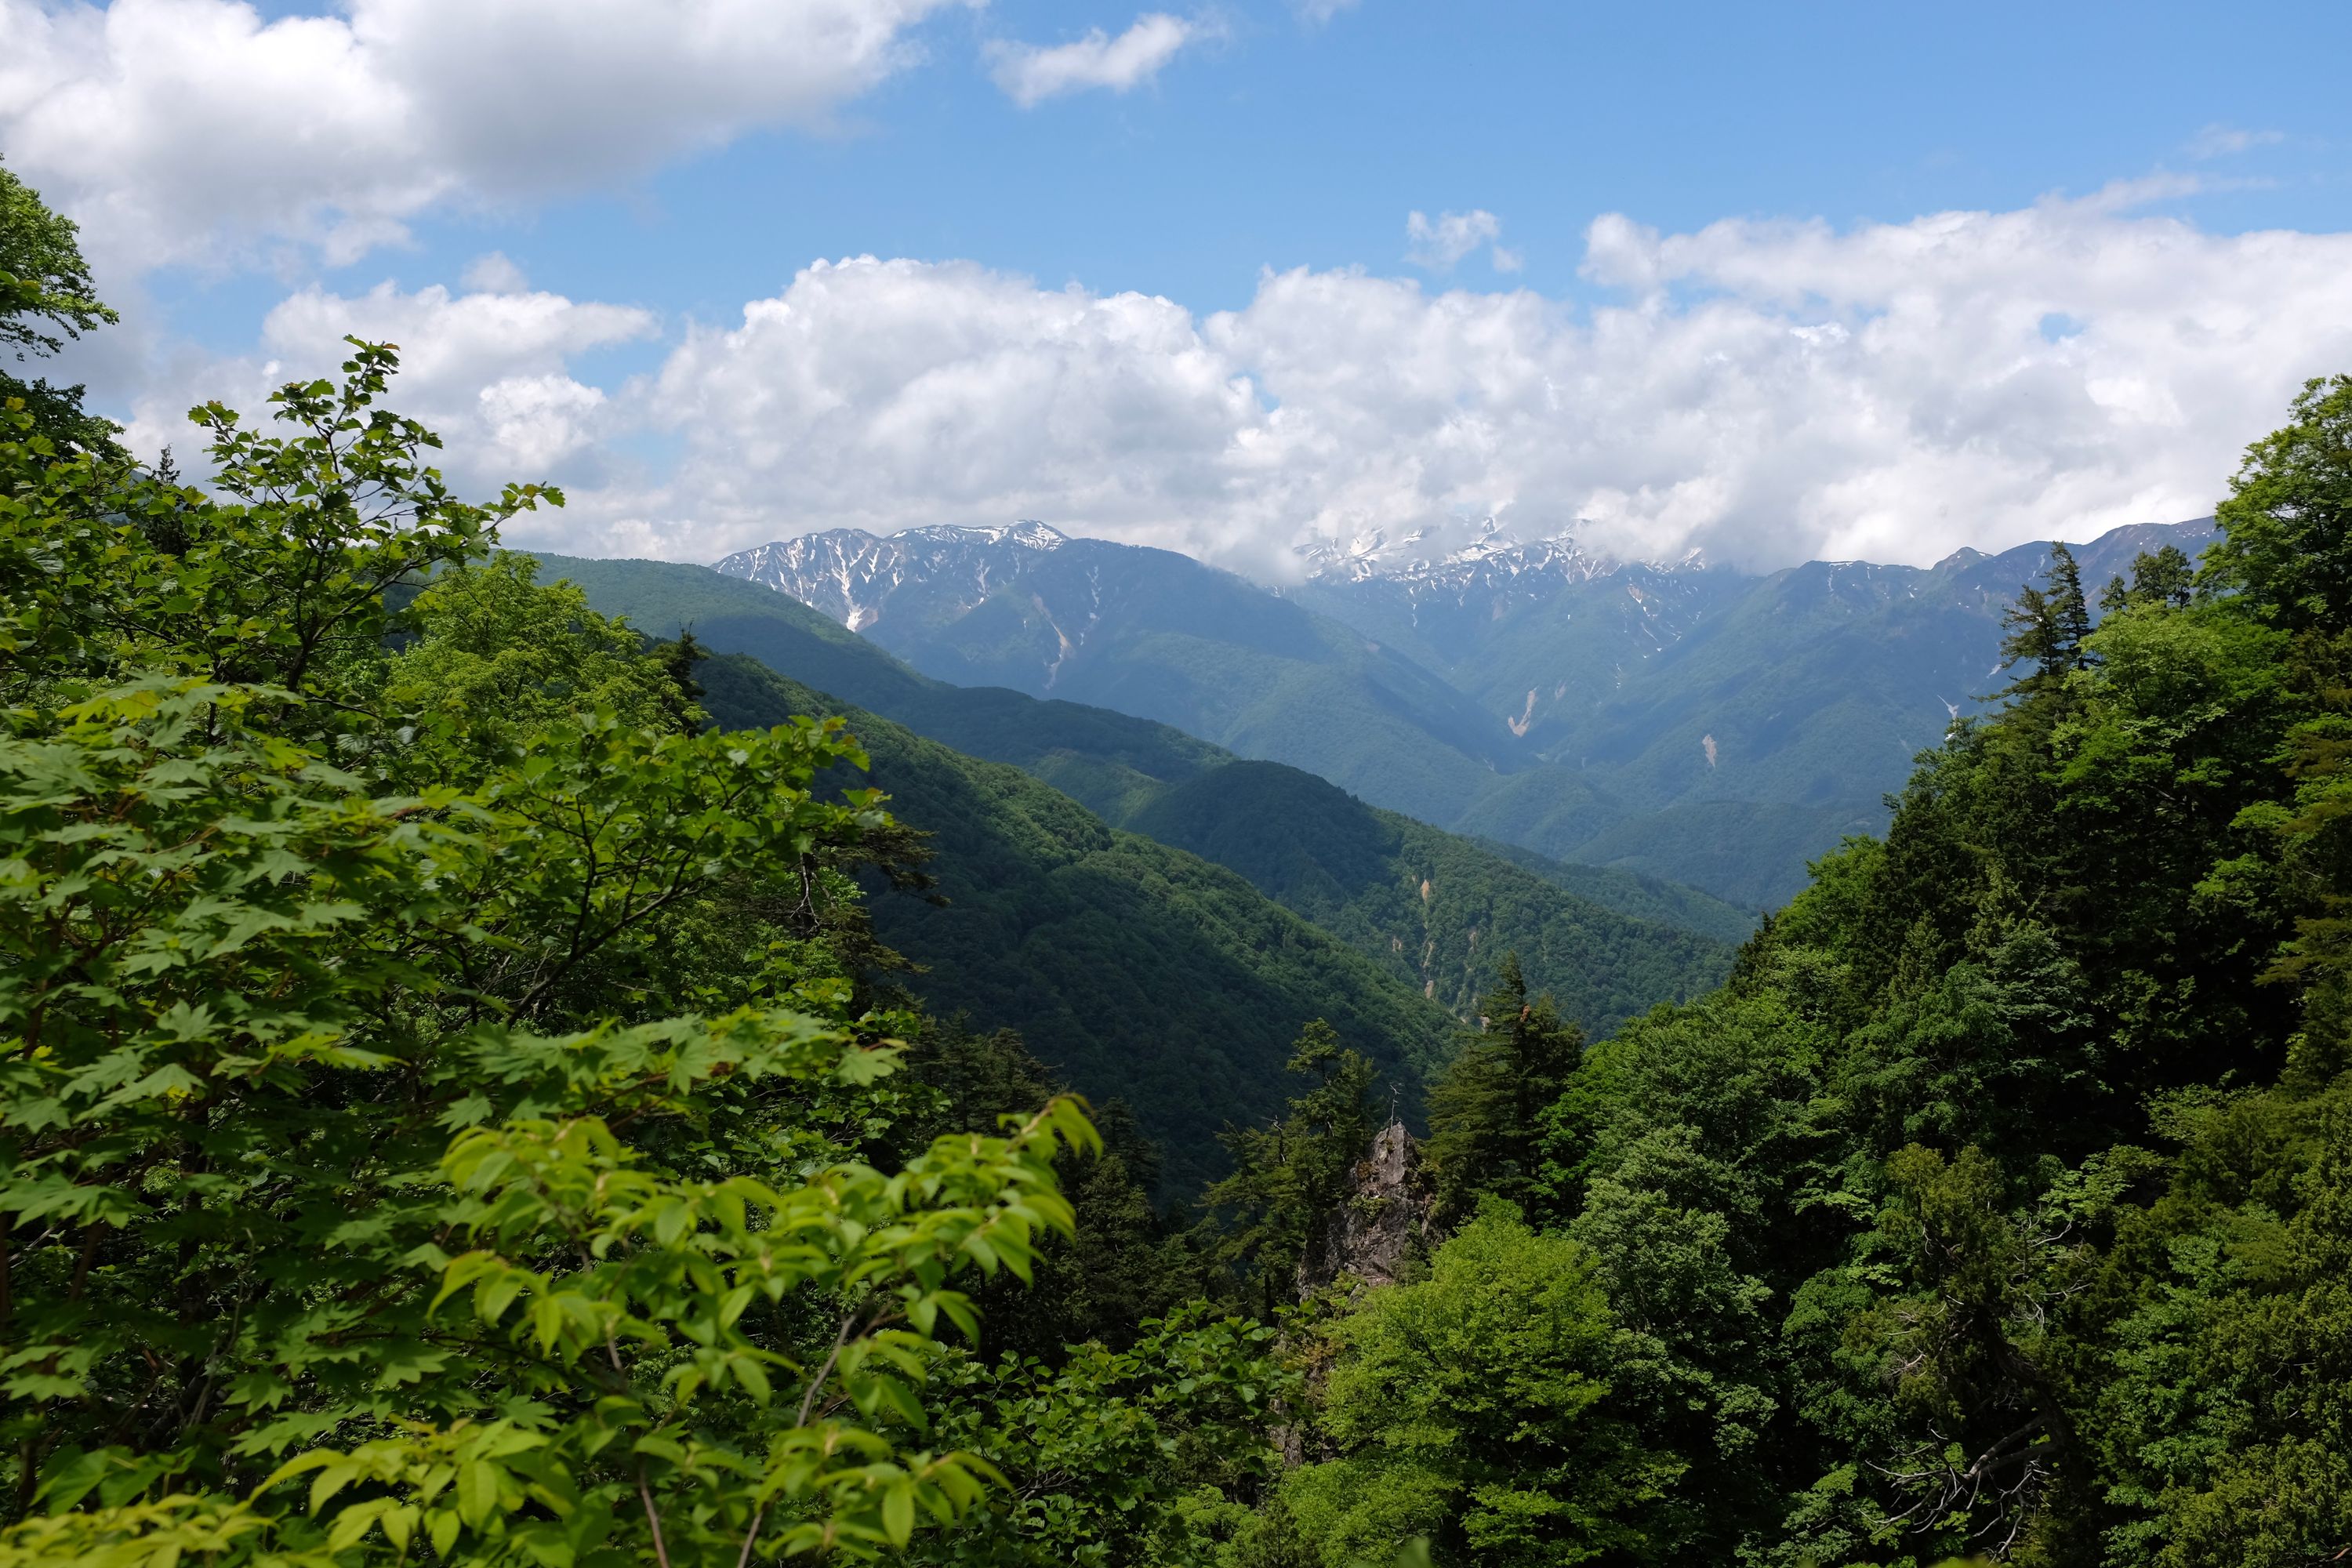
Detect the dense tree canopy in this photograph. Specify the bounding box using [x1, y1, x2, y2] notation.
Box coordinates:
[4, 157, 2348, 1563]
[1236, 372, 2352, 1568]
[0, 345, 1277, 1566]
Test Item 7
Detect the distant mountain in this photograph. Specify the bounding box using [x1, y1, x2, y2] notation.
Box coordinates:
[1294, 521, 2216, 818]
[546, 551, 1740, 1020]
[715, 521, 1073, 635]
[713, 527, 1528, 830]
[1123, 760, 1731, 1023]
[708, 517, 2215, 906]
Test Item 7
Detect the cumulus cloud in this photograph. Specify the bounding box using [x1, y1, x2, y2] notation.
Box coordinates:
[118, 278, 656, 493]
[461, 252, 529, 295]
[127, 188, 2352, 579]
[985, 13, 1201, 107]
[0, 0, 971, 272]
[1405, 209, 1516, 272]
[612, 190, 2352, 575]
[611, 255, 1262, 561]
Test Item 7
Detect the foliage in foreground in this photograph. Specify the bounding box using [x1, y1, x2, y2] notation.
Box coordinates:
[0, 339, 1272, 1564]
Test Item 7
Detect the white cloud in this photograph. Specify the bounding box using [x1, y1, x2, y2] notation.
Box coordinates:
[985, 13, 1200, 107]
[621, 190, 2352, 575]
[125, 188, 2352, 579]
[118, 279, 656, 492]
[1293, 0, 1359, 21]
[2188, 122, 2285, 158]
[1405, 208, 1511, 272]
[615, 255, 1263, 561]
[461, 251, 529, 295]
[0, 0, 972, 273]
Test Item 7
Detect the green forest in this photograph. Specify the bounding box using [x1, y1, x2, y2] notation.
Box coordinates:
[7, 162, 2352, 1566]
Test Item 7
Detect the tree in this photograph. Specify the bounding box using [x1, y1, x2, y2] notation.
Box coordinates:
[910, 1308, 1281, 1567]
[2098, 543, 2195, 613]
[1203, 1021, 1382, 1311]
[1998, 541, 2094, 697]
[2201, 373, 2352, 637]
[657, 626, 710, 735]
[1276, 1206, 1675, 1567]
[0, 158, 120, 454]
[0, 345, 1272, 1565]
[889, 1021, 1200, 1359]
[1425, 953, 1584, 1218]
[382, 552, 699, 760]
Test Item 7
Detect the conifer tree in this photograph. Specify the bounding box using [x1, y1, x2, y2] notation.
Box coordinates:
[1999, 540, 2094, 695]
[1425, 953, 1584, 1218]
[655, 626, 709, 735]
[1204, 1019, 1381, 1310]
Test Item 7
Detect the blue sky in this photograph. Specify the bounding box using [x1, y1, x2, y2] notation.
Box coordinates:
[158, 0, 2351, 337]
[9, 0, 2352, 574]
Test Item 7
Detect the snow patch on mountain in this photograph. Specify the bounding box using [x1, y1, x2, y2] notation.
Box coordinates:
[713, 521, 1069, 631]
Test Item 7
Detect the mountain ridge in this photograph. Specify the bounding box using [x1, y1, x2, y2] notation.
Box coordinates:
[705, 517, 2214, 905]
[543, 552, 1746, 1008]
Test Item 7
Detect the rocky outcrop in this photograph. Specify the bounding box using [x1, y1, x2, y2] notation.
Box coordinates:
[1301, 1120, 1435, 1295]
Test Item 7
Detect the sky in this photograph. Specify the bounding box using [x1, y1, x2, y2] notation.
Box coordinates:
[5, 0, 2352, 579]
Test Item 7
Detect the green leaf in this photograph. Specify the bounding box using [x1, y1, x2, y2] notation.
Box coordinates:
[881, 1479, 915, 1547]
[457, 1458, 500, 1529]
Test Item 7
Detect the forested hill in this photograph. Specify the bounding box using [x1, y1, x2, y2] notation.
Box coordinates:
[542, 554, 1234, 800]
[693, 650, 1457, 1192]
[1125, 760, 1730, 1021]
[547, 554, 1741, 1028]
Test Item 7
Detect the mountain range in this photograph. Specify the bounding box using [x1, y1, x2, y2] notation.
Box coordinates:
[544, 554, 1740, 1188]
[710, 517, 2214, 906]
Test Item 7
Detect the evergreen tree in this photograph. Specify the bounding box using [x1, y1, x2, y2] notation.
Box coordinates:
[1425, 952, 1584, 1219]
[1998, 540, 2094, 695]
[1203, 1019, 1382, 1311]
[656, 626, 709, 734]
[893, 1020, 1201, 1356]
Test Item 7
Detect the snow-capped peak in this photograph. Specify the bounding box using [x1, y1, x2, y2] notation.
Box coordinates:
[1292, 517, 1626, 591]
[712, 520, 1074, 634]
[897, 519, 1069, 553]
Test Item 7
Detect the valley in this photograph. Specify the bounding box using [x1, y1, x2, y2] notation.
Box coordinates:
[549, 551, 1740, 1185]
[708, 516, 2215, 906]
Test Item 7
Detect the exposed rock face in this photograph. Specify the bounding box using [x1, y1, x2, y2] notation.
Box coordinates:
[1301, 1120, 1434, 1295]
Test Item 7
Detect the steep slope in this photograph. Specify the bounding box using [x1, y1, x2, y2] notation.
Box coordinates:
[1461, 839, 1765, 949]
[695, 652, 1456, 1193]
[1306, 520, 2218, 901]
[1298, 519, 2219, 822]
[1123, 761, 1732, 1027]
[543, 554, 1229, 793]
[546, 554, 1745, 1025]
